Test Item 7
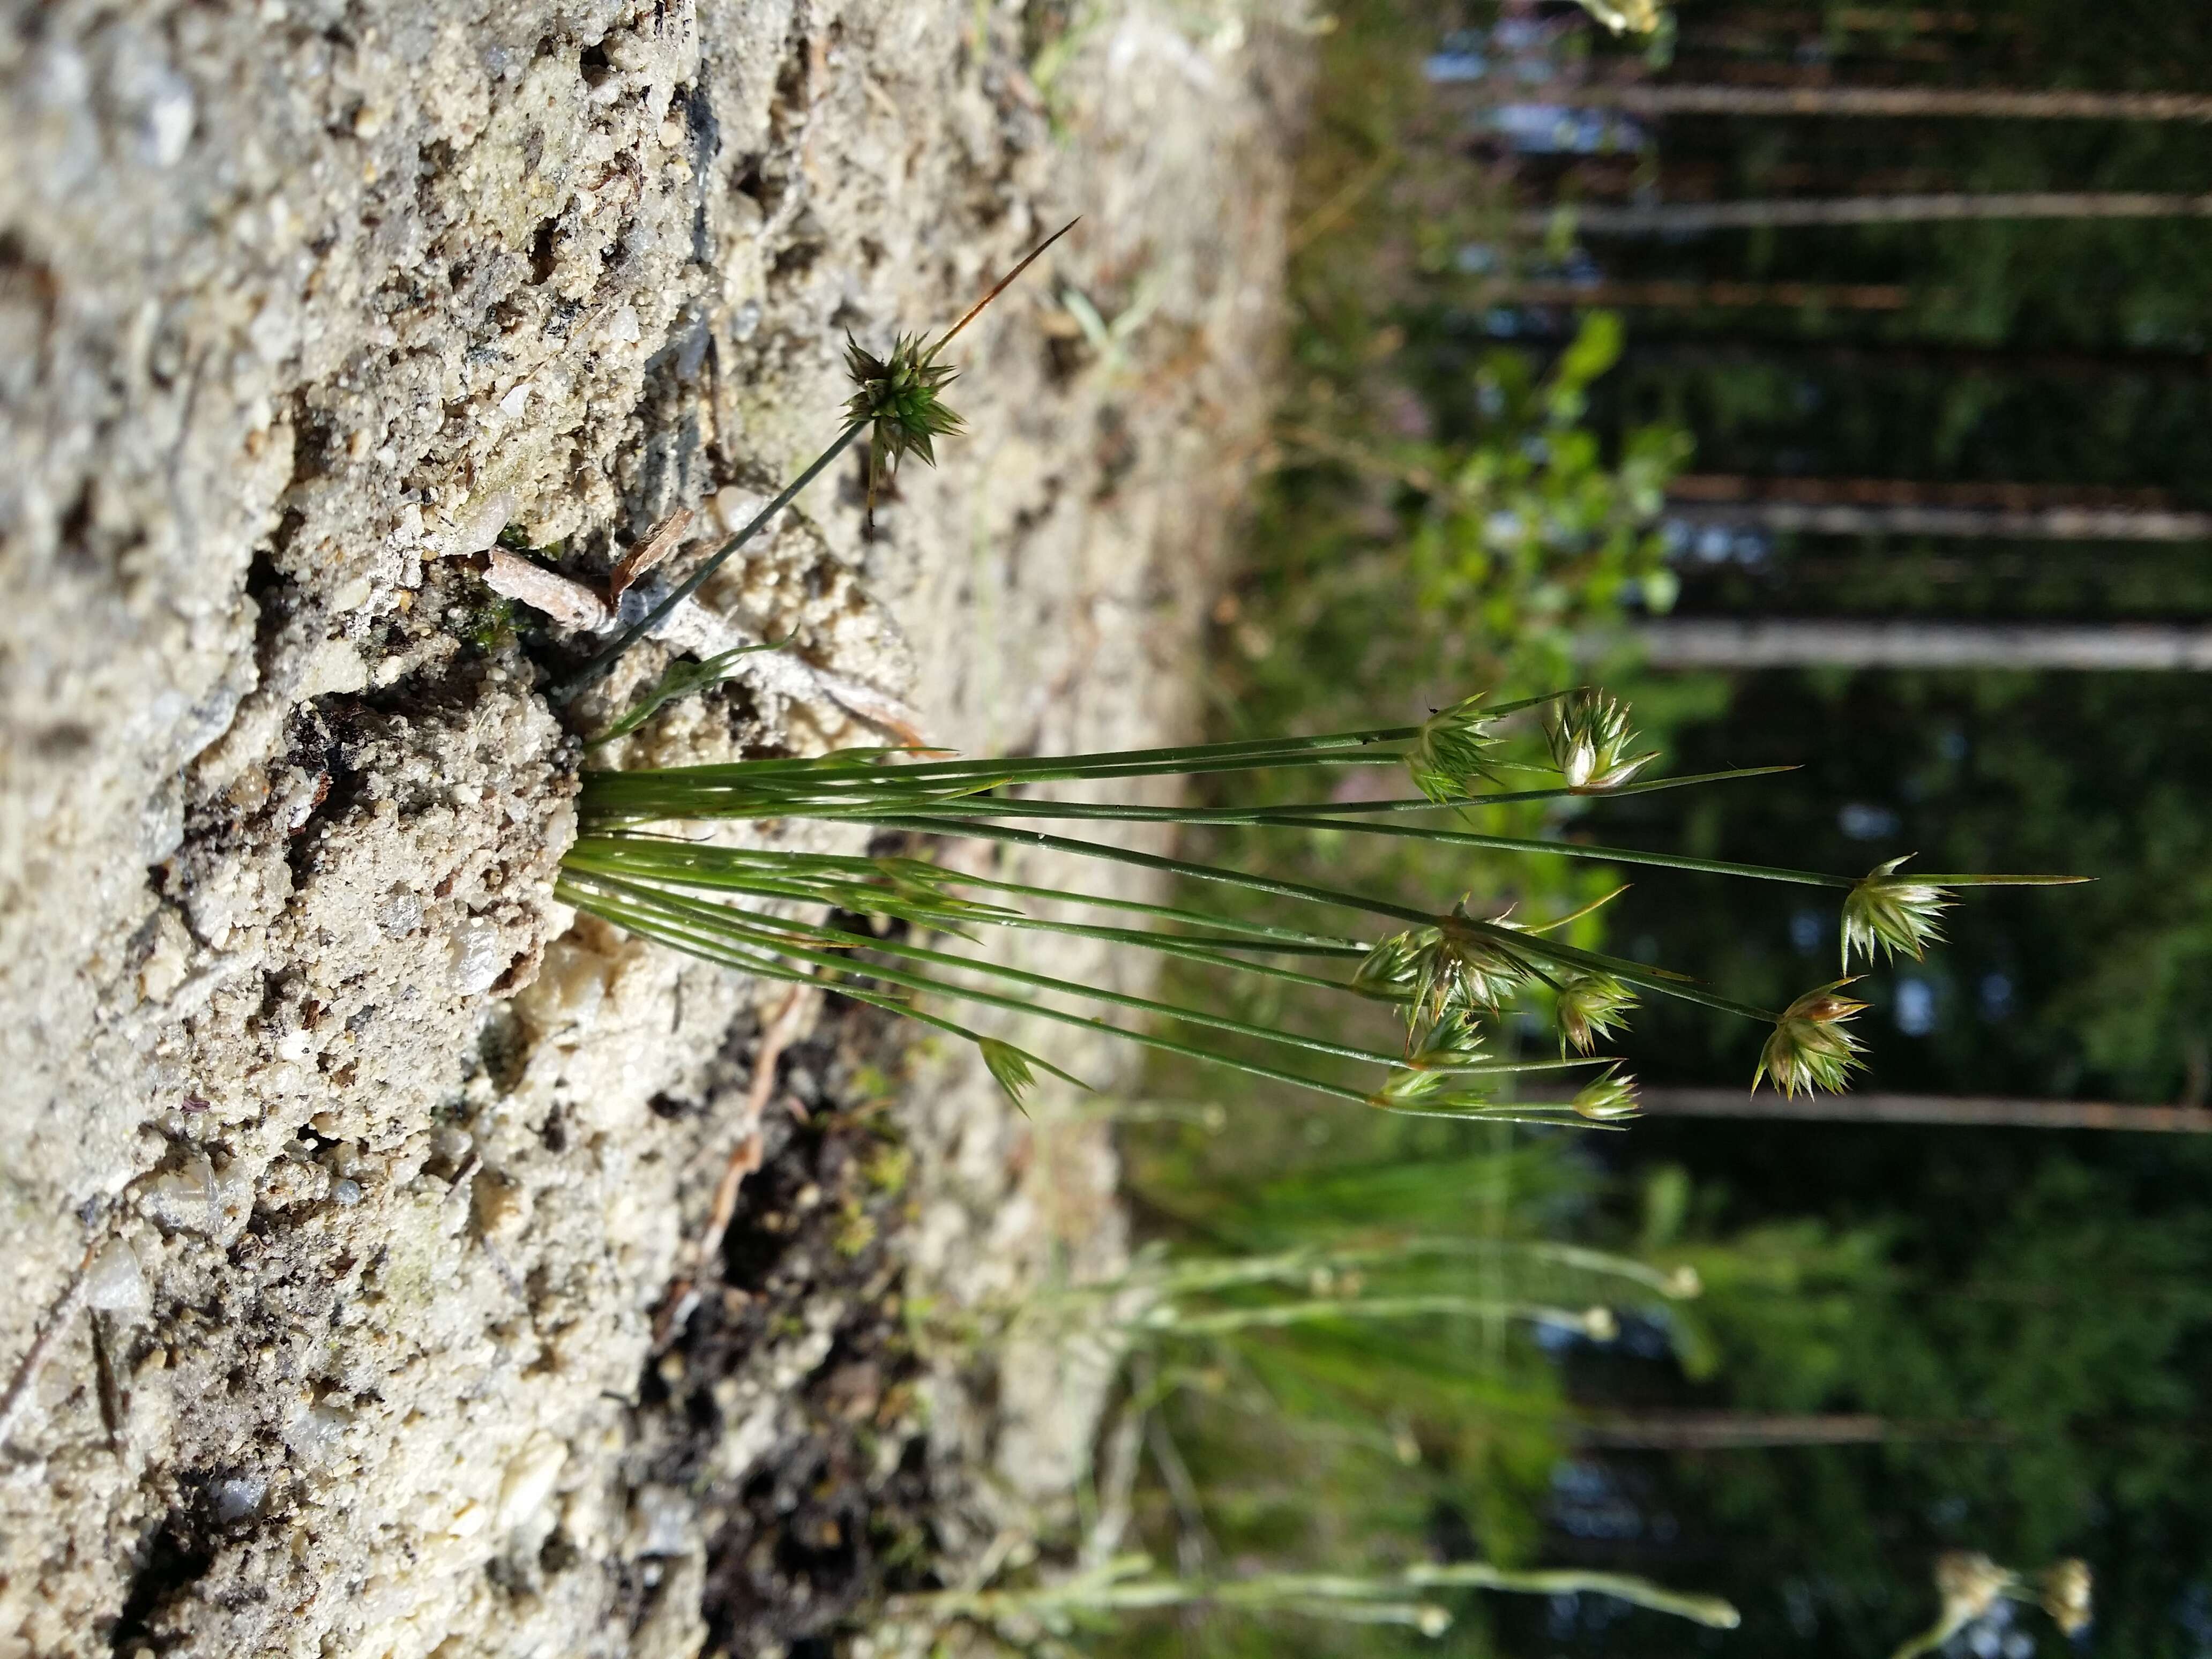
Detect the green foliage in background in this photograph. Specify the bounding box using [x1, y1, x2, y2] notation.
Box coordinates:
[1102, 0, 2212, 1654]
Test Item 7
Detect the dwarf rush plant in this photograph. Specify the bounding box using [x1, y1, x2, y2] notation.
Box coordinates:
[556, 689, 2082, 1118]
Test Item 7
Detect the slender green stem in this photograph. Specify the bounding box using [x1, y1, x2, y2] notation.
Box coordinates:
[569, 837, 1374, 952]
[661, 764, 1795, 826]
[874, 805, 1852, 890]
[554, 896, 1070, 1079]
[670, 814, 1780, 1026]
[556, 422, 864, 700]
[1108, 1238, 1697, 1301]
[972, 918, 1373, 992]
[586, 727, 1416, 795]
[566, 871, 1405, 1070]
[562, 879, 1382, 1106]
[1133, 1294, 1605, 1336]
[926, 868, 1370, 951]
[588, 864, 1372, 988]
[1402, 1564, 1739, 1629]
[1456, 915, 1779, 1023]
[571, 824, 1779, 1026]
[575, 748, 1416, 823]
[575, 688, 1585, 805]
[1905, 873, 2091, 887]
[896, 1557, 1737, 1633]
[840, 816, 1441, 929]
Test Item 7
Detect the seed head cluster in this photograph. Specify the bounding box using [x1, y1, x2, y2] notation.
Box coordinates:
[1754, 982, 1870, 1097]
[844, 331, 966, 520]
[1548, 689, 1657, 791]
[1407, 694, 1505, 802]
[1840, 855, 1953, 971]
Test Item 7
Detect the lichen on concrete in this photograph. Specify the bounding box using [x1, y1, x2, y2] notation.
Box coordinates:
[0, 1, 1295, 1653]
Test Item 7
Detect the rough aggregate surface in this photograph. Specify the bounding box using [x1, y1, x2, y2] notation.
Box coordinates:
[0, 1, 1295, 1653]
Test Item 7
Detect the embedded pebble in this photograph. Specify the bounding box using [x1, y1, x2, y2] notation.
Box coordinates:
[376, 889, 424, 938]
[212, 1474, 268, 1525]
[443, 490, 515, 558]
[447, 917, 506, 995]
[141, 1155, 218, 1235]
[84, 1240, 150, 1318]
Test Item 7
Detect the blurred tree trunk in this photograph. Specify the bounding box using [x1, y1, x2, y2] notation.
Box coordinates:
[1630, 1088, 2212, 1130]
[1469, 278, 1911, 310]
[1624, 337, 2212, 382]
[1575, 1413, 1989, 1448]
[1523, 191, 2212, 235]
[1690, 6, 2002, 38]
[1665, 496, 2212, 541]
[1542, 84, 2212, 122]
[1664, 476, 2210, 541]
[1632, 619, 2212, 670]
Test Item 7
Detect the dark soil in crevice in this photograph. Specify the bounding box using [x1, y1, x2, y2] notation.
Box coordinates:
[632, 1002, 954, 1654]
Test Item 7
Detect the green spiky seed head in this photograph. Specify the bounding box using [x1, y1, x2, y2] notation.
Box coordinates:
[1753, 981, 1869, 1097]
[1571, 1067, 1640, 1123]
[1367, 1067, 1501, 1118]
[1357, 916, 1522, 1050]
[1547, 689, 1657, 791]
[1403, 1006, 1488, 1071]
[1556, 971, 1635, 1055]
[1423, 905, 1529, 1026]
[1352, 925, 1436, 999]
[978, 1038, 1038, 1114]
[845, 331, 965, 482]
[1407, 693, 1505, 802]
[1840, 855, 1952, 971]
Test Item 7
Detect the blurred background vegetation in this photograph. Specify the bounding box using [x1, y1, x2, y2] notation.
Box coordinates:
[1080, 0, 2212, 1654]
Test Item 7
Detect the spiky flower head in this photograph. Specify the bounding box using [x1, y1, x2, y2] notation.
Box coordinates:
[1546, 689, 1658, 792]
[1571, 1067, 1640, 1123]
[1407, 694, 1505, 802]
[1354, 910, 1526, 1053]
[1556, 972, 1635, 1055]
[1366, 1067, 1503, 1119]
[844, 331, 965, 517]
[978, 1038, 1038, 1114]
[1840, 855, 1952, 972]
[1753, 981, 1869, 1097]
[2038, 1560, 2093, 1636]
[1351, 925, 1434, 1000]
[1420, 906, 1529, 1028]
[1403, 1005, 1488, 1071]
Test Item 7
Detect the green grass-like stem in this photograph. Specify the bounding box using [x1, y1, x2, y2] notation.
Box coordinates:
[586, 763, 1794, 827]
[567, 870, 1404, 1068]
[1401, 1563, 1740, 1629]
[1133, 1294, 1612, 1337]
[573, 690, 1586, 814]
[875, 804, 1852, 890]
[566, 838, 1373, 955]
[561, 877, 1384, 1107]
[1105, 1238, 1697, 1302]
[557, 423, 864, 700]
[894, 1555, 1739, 1633]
